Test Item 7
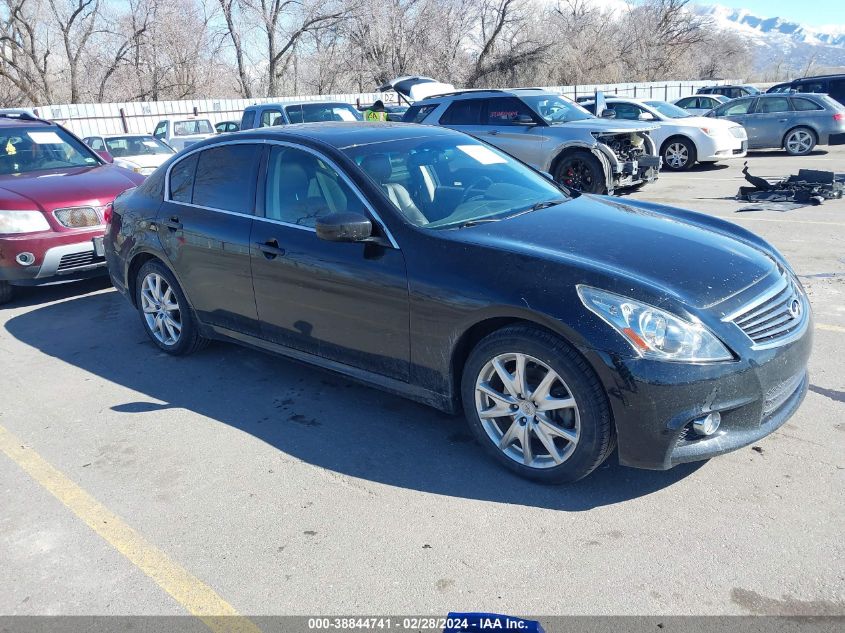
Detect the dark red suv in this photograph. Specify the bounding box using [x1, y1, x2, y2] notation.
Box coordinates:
[0, 113, 144, 304]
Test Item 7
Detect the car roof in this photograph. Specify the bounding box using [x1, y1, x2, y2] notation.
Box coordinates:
[0, 113, 56, 129]
[792, 74, 844, 82]
[190, 121, 461, 151]
[245, 100, 352, 109]
[422, 88, 554, 101]
[93, 133, 155, 138]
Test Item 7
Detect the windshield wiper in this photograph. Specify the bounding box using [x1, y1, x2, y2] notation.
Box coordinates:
[456, 199, 566, 228]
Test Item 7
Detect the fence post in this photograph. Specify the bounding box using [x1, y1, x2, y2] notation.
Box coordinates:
[119, 108, 128, 133]
[633, 85, 637, 97]
[193, 106, 198, 117]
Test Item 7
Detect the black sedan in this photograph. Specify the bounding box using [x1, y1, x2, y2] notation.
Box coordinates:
[105, 123, 811, 482]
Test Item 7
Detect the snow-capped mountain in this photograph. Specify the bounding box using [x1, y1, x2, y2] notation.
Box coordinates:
[695, 4, 845, 73]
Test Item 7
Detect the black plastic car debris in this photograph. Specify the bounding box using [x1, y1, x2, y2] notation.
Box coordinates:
[737, 163, 844, 210]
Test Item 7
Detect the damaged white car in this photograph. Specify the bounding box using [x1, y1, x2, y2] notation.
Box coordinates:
[387, 79, 660, 194]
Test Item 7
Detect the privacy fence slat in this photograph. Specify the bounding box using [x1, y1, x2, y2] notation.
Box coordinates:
[33, 80, 732, 138]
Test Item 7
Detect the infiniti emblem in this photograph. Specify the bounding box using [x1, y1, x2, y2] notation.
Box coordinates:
[789, 299, 802, 319]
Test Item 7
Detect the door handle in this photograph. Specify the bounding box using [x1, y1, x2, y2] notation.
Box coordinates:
[488, 130, 499, 136]
[161, 216, 182, 231]
[256, 239, 285, 259]
[778, 118, 788, 122]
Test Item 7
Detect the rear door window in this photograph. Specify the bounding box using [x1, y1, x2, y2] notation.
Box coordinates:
[484, 97, 536, 125]
[191, 144, 261, 214]
[757, 97, 790, 113]
[797, 81, 826, 94]
[439, 99, 484, 125]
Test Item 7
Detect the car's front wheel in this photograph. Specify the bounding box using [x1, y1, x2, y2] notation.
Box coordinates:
[662, 137, 696, 171]
[554, 152, 606, 194]
[461, 325, 614, 482]
[783, 127, 816, 156]
[135, 260, 208, 355]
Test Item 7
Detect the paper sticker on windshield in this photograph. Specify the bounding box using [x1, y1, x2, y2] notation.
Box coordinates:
[142, 140, 159, 148]
[457, 145, 506, 165]
[28, 131, 63, 145]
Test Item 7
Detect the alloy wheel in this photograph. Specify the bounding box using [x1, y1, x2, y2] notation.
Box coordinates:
[474, 352, 580, 469]
[140, 273, 182, 346]
[665, 142, 689, 169]
[786, 130, 813, 155]
[562, 159, 594, 190]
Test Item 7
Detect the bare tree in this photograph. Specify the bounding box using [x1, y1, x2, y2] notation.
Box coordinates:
[47, 0, 100, 102]
[0, 0, 56, 103]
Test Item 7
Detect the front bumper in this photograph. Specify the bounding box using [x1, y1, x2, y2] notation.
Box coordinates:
[698, 133, 748, 162]
[613, 154, 661, 190]
[582, 315, 813, 470]
[0, 230, 107, 286]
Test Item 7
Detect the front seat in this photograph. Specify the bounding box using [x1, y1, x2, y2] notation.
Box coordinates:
[360, 154, 428, 226]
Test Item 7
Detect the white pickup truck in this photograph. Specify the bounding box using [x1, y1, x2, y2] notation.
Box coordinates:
[152, 117, 215, 151]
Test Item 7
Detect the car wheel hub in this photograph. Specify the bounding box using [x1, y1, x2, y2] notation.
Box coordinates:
[474, 352, 580, 469]
[787, 131, 812, 154]
[666, 143, 688, 168]
[140, 272, 182, 346]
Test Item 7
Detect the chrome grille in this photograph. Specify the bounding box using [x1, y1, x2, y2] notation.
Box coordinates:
[54, 206, 102, 228]
[725, 274, 807, 347]
[56, 251, 104, 272]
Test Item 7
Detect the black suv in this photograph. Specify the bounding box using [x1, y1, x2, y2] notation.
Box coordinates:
[766, 74, 845, 106]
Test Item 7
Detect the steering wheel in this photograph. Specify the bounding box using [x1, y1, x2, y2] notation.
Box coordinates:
[461, 176, 493, 203]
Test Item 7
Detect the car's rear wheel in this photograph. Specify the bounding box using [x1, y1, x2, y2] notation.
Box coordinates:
[783, 127, 816, 156]
[554, 152, 606, 194]
[135, 260, 208, 355]
[461, 325, 614, 482]
[662, 137, 696, 171]
[0, 281, 13, 306]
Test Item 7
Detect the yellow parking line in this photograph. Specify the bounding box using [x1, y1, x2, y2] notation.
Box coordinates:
[817, 323, 845, 334]
[0, 424, 260, 633]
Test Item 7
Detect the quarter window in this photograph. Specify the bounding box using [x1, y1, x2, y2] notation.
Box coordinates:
[153, 122, 167, 139]
[89, 138, 105, 151]
[169, 153, 198, 203]
[791, 98, 823, 111]
[264, 146, 366, 229]
[440, 99, 484, 125]
[192, 144, 261, 213]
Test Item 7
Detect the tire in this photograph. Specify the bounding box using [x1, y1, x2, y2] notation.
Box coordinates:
[461, 325, 614, 483]
[553, 152, 607, 194]
[0, 281, 13, 306]
[783, 127, 816, 156]
[135, 260, 209, 355]
[661, 137, 696, 171]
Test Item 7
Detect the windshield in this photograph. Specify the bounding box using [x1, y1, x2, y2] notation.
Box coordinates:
[105, 136, 174, 157]
[520, 95, 594, 124]
[343, 136, 568, 229]
[287, 103, 362, 123]
[173, 120, 213, 136]
[0, 126, 100, 175]
[644, 101, 692, 118]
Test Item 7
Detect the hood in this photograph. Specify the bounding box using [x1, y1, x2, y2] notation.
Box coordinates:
[670, 115, 740, 130]
[115, 153, 172, 170]
[0, 165, 142, 211]
[551, 118, 659, 134]
[378, 76, 455, 101]
[450, 195, 775, 309]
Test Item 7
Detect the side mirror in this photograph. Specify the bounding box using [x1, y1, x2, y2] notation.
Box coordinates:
[638, 112, 655, 121]
[514, 114, 536, 125]
[600, 109, 616, 119]
[316, 212, 373, 242]
[97, 150, 114, 163]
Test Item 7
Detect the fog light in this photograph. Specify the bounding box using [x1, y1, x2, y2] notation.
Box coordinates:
[692, 411, 721, 436]
[16, 252, 35, 266]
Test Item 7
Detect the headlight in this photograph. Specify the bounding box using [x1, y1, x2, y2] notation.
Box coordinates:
[0, 210, 50, 234]
[577, 285, 733, 362]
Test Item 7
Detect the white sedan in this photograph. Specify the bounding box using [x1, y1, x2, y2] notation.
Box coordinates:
[673, 94, 729, 115]
[584, 97, 747, 171]
[84, 134, 175, 176]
